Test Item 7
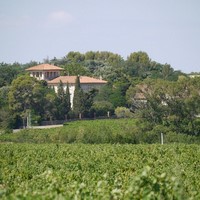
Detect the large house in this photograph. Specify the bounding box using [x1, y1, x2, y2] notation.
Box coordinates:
[26, 64, 107, 107]
[26, 64, 64, 81]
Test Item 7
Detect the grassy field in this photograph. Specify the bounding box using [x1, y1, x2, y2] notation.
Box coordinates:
[0, 143, 200, 199]
[0, 119, 199, 144]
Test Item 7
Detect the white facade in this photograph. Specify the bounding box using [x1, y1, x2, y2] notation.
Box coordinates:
[30, 71, 60, 81]
[52, 83, 104, 108]
[53, 84, 75, 108]
[26, 64, 107, 109]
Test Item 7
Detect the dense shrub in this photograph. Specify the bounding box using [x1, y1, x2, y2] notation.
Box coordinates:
[115, 107, 134, 118]
[91, 101, 114, 117]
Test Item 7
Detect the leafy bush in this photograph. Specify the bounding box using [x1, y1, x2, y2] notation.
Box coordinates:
[91, 101, 114, 116]
[115, 107, 134, 118]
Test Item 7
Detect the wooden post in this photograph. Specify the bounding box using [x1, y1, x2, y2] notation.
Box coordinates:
[161, 132, 164, 145]
[27, 111, 31, 128]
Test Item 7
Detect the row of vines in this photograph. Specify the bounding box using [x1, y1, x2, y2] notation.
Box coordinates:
[0, 143, 200, 199]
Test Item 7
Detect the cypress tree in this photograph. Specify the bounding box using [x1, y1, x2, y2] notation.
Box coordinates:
[56, 80, 70, 119]
[73, 76, 85, 116]
[57, 80, 65, 100]
[66, 82, 71, 114]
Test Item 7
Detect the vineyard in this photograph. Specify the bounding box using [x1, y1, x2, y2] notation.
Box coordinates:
[1, 143, 200, 199]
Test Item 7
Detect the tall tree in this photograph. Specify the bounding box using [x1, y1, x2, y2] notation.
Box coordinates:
[8, 75, 39, 126]
[56, 81, 71, 120]
[63, 63, 90, 76]
[73, 76, 85, 116]
[126, 51, 151, 78]
[0, 86, 14, 131]
[66, 82, 71, 113]
[0, 63, 23, 87]
[8, 75, 57, 127]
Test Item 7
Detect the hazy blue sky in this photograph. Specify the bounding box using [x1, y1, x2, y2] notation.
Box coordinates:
[0, 0, 200, 73]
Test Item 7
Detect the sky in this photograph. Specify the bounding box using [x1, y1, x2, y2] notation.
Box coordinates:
[0, 0, 200, 73]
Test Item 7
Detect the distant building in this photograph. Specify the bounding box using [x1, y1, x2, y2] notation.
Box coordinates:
[26, 64, 64, 81]
[188, 74, 200, 78]
[26, 64, 107, 107]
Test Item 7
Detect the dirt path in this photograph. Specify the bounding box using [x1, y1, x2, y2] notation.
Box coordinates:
[13, 124, 63, 133]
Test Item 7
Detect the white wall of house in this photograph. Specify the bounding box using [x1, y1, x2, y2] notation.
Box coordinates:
[52, 83, 105, 108]
[81, 83, 105, 92]
[30, 71, 60, 81]
[30, 71, 43, 80]
[28, 69, 106, 109]
[52, 84, 75, 108]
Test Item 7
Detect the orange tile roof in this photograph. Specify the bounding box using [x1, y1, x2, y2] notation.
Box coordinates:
[26, 64, 64, 71]
[48, 76, 107, 84]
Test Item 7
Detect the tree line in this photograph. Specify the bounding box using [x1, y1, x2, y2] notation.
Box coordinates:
[0, 51, 199, 136]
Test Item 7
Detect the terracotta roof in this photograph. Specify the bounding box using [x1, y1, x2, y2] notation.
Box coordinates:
[26, 64, 64, 71]
[48, 76, 107, 84]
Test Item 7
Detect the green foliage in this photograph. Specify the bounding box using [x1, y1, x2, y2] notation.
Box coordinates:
[91, 101, 114, 117]
[0, 108, 14, 132]
[63, 63, 90, 76]
[109, 82, 129, 107]
[8, 75, 58, 126]
[94, 84, 113, 102]
[56, 81, 71, 120]
[125, 52, 183, 81]
[126, 51, 151, 78]
[0, 62, 23, 87]
[0, 51, 191, 131]
[1, 119, 200, 144]
[0, 143, 200, 199]
[0, 86, 9, 108]
[94, 82, 129, 108]
[8, 75, 39, 118]
[66, 51, 85, 63]
[42, 91, 58, 121]
[83, 89, 98, 116]
[72, 76, 97, 117]
[115, 107, 133, 118]
[73, 76, 86, 115]
[127, 77, 200, 135]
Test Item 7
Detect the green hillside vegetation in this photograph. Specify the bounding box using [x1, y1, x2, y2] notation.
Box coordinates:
[1, 119, 199, 144]
[1, 51, 200, 199]
[1, 143, 200, 199]
[0, 51, 199, 137]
